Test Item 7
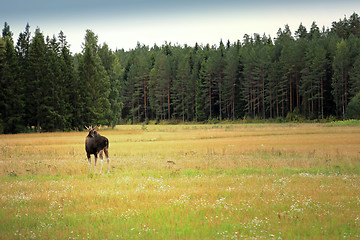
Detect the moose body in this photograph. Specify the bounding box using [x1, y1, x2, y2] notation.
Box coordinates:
[85, 126, 110, 173]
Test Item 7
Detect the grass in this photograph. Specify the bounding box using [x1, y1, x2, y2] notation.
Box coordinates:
[0, 123, 360, 239]
[326, 119, 360, 127]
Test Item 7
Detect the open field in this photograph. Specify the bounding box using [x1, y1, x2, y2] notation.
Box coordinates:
[1, 123, 360, 239]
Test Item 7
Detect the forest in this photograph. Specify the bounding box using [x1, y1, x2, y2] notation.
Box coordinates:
[1, 13, 360, 133]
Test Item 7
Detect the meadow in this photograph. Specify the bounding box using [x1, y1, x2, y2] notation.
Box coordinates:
[0, 123, 360, 239]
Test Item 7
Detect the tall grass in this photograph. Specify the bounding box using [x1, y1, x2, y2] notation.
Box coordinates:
[0, 123, 360, 239]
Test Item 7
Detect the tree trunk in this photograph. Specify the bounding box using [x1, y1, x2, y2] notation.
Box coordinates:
[269, 92, 273, 119]
[289, 74, 292, 113]
[296, 73, 300, 111]
[182, 91, 185, 122]
[219, 76, 222, 121]
[232, 82, 235, 121]
[281, 87, 284, 118]
[262, 69, 265, 119]
[143, 77, 147, 120]
[209, 78, 212, 119]
[321, 76, 324, 119]
[344, 68, 348, 117]
[167, 77, 171, 119]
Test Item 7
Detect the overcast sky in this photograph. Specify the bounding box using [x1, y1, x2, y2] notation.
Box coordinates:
[1, 0, 359, 53]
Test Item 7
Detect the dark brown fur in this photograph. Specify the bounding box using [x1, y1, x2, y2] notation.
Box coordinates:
[85, 126, 110, 173]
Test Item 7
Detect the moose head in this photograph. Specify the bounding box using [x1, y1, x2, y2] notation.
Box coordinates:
[85, 125, 103, 137]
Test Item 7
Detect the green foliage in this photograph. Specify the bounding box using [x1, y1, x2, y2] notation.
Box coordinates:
[332, 39, 350, 118]
[349, 54, 360, 97]
[327, 119, 360, 126]
[346, 93, 360, 119]
[2, 13, 360, 132]
[173, 51, 191, 121]
[195, 59, 209, 121]
[0, 30, 25, 133]
[285, 108, 305, 122]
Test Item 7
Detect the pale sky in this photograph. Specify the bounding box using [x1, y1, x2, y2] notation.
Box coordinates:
[1, 0, 359, 53]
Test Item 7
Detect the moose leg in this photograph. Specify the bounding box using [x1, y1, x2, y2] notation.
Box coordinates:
[99, 150, 104, 174]
[104, 147, 110, 173]
[87, 153, 91, 173]
[94, 153, 98, 174]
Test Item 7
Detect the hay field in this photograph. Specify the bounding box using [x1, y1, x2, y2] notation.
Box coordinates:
[1, 123, 360, 239]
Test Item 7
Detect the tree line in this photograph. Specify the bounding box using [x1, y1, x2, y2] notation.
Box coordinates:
[1, 13, 360, 133]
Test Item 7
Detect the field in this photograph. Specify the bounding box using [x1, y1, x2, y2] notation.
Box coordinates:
[1, 123, 360, 239]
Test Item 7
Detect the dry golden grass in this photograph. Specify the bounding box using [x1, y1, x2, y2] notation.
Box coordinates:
[0, 123, 360, 239]
[1, 123, 359, 176]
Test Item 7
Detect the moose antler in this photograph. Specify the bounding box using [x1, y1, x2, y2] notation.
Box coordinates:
[85, 126, 95, 131]
[85, 126, 101, 132]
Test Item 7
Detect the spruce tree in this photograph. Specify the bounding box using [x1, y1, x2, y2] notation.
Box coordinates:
[332, 39, 350, 118]
[78, 30, 111, 125]
[27, 28, 50, 131]
[349, 54, 360, 97]
[195, 59, 208, 121]
[58, 31, 79, 129]
[173, 52, 191, 121]
[223, 42, 240, 120]
[0, 26, 24, 133]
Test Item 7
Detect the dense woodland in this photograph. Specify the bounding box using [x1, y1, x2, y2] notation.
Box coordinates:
[1, 13, 360, 133]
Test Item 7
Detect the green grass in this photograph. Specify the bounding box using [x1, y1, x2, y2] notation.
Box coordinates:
[1, 170, 359, 239]
[326, 119, 360, 126]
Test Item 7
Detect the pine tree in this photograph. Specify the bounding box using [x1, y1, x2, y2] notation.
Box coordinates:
[349, 54, 360, 97]
[204, 51, 216, 120]
[58, 31, 79, 129]
[195, 59, 209, 121]
[301, 40, 327, 118]
[149, 52, 168, 120]
[295, 23, 308, 39]
[98, 43, 124, 125]
[216, 40, 226, 120]
[189, 48, 201, 121]
[332, 39, 350, 118]
[15, 24, 31, 126]
[242, 34, 271, 119]
[27, 28, 50, 131]
[126, 62, 138, 122]
[45, 35, 64, 130]
[125, 47, 150, 123]
[2, 22, 13, 41]
[108, 55, 124, 126]
[312, 43, 327, 119]
[223, 42, 240, 120]
[279, 27, 295, 115]
[78, 30, 111, 126]
[0, 25, 24, 133]
[173, 52, 191, 121]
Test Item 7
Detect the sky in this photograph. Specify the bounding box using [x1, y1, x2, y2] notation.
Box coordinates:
[1, 0, 360, 53]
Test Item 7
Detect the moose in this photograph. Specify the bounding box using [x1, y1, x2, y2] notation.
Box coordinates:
[85, 126, 110, 174]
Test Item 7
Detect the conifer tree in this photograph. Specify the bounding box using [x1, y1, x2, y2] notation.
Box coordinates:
[195, 59, 209, 121]
[108, 55, 124, 127]
[349, 54, 360, 97]
[332, 39, 350, 118]
[149, 52, 167, 120]
[223, 42, 240, 120]
[27, 28, 50, 131]
[78, 30, 111, 125]
[0, 25, 24, 133]
[173, 52, 191, 121]
[58, 31, 79, 129]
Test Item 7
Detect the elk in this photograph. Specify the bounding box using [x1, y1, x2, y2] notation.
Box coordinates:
[85, 126, 110, 174]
